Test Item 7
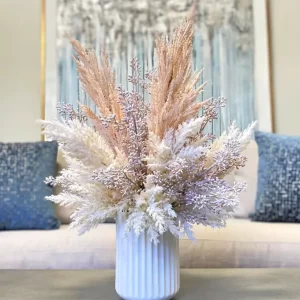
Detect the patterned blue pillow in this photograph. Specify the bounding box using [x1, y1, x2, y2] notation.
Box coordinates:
[251, 131, 300, 222]
[0, 141, 60, 230]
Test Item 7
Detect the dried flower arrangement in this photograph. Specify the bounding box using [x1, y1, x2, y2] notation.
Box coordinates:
[41, 16, 255, 243]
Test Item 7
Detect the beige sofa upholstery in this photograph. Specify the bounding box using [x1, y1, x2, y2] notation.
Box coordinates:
[1, 141, 299, 269]
[1, 219, 300, 269]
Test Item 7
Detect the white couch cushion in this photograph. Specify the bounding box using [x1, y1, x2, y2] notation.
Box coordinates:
[1, 219, 300, 269]
[233, 140, 258, 218]
[55, 205, 73, 225]
[54, 151, 73, 224]
[0, 224, 116, 269]
[187, 218, 300, 268]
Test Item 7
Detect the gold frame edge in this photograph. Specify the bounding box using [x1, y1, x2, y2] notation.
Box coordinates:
[40, 0, 46, 141]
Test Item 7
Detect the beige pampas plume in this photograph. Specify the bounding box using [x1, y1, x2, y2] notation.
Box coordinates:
[148, 3, 207, 139]
[71, 39, 126, 154]
[70, 39, 122, 122]
[79, 104, 121, 155]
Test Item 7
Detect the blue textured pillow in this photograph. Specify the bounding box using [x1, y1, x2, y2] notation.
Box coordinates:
[251, 131, 300, 222]
[0, 141, 60, 230]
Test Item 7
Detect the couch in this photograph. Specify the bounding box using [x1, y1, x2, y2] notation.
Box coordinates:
[1, 141, 300, 269]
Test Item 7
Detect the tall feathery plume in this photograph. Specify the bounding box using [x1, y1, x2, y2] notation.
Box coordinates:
[71, 39, 122, 121]
[71, 39, 126, 154]
[148, 12, 207, 139]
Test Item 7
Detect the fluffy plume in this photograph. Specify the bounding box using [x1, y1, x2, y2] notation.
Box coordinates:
[71, 39, 122, 121]
[41, 119, 114, 168]
[148, 16, 207, 138]
[41, 15, 256, 243]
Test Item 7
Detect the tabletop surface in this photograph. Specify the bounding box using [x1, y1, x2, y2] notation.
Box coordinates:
[0, 269, 299, 300]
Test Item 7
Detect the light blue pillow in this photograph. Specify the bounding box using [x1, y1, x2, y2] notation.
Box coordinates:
[0, 141, 60, 230]
[251, 131, 300, 222]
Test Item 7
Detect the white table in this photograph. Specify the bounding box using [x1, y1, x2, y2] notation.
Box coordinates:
[0, 269, 299, 299]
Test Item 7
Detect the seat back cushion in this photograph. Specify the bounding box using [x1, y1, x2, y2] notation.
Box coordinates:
[233, 140, 258, 218]
[55, 151, 73, 224]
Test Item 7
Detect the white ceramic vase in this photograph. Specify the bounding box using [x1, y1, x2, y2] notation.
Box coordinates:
[115, 214, 180, 300]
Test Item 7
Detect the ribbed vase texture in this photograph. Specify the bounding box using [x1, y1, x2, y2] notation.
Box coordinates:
[115, 214, 180, 300]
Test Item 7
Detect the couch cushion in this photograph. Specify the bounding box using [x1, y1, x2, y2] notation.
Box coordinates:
[1, 219, 300, 269]
[187, 218, 300, 268]
[252, 131, 300, 222]
[54, 151, 73, 224]
[0, 141, 60, 230]
[55, 205, 73, 225]
[0, 224, 115, 269]
[233, 140, 258, 218]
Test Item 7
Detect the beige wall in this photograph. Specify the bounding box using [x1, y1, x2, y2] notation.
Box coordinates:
[0, 0, 41, 142]
[0, 0, 299, 139]
[269, 0, 300, 135]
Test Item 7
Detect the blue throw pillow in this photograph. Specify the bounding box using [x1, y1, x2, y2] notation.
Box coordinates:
[0, 141, 60, 230]
[251, 131, 300, 222]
